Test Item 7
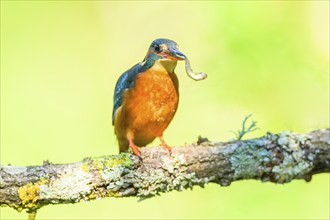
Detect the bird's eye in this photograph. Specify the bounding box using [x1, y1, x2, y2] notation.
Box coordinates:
[154, 44, 161, 53]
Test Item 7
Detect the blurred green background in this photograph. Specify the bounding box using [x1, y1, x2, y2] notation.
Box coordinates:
[1, 1, 329, 219]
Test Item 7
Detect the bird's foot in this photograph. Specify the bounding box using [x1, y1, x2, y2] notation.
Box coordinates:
[159, 136, 172, 154]
[130, 144, 141, 158]
[127, 136, 142, 158]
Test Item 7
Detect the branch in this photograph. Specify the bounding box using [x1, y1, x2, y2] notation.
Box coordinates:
[1, 129, 329, 213]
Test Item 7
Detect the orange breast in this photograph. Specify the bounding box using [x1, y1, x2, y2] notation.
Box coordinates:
[120, 61, 179, 146]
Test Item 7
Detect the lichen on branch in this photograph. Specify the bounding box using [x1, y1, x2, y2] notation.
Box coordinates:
[0, 129, 329, 214]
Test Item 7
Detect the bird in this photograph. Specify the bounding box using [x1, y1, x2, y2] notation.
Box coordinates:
[112, 38, 207, 157]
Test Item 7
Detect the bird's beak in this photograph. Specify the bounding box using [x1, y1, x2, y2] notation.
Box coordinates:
[165, 47, 186, 60]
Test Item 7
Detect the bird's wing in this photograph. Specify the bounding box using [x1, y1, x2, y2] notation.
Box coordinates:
[112, 63, 140, 125]
[112, 55, 157, 125]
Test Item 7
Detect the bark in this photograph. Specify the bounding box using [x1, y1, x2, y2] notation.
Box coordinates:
[1, 129, 329, 213]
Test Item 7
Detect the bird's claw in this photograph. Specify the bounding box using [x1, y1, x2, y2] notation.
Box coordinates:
[159, 136, 172, 155]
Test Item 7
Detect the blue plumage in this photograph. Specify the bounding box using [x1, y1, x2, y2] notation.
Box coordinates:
[112, 54, 159, 124]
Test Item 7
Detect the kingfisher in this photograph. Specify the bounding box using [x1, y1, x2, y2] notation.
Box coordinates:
[112, 38, 207, 157]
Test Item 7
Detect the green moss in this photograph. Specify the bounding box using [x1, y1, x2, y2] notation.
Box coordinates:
[17, 182, 40, 210]
[78, 154, 134, 200]
[38, 176, 49, 185]
[82, 153, 133, 172]
[92, 160, 104, 171]
[80, 162, 91, 172]
[102, 153, 133, 168]
[107, 191, 119, 197]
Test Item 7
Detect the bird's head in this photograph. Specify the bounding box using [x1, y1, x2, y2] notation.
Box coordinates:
[144, 38, 187, 61]
[143, 38, 207, 80]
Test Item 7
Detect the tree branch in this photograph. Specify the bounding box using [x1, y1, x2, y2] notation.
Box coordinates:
[1, 129, 329, 213]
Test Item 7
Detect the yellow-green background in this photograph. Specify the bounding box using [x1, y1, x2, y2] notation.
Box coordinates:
[1, 1, 329, 219]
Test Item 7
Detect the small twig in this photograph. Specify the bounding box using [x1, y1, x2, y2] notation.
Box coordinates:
[232, 114, 259, 140]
